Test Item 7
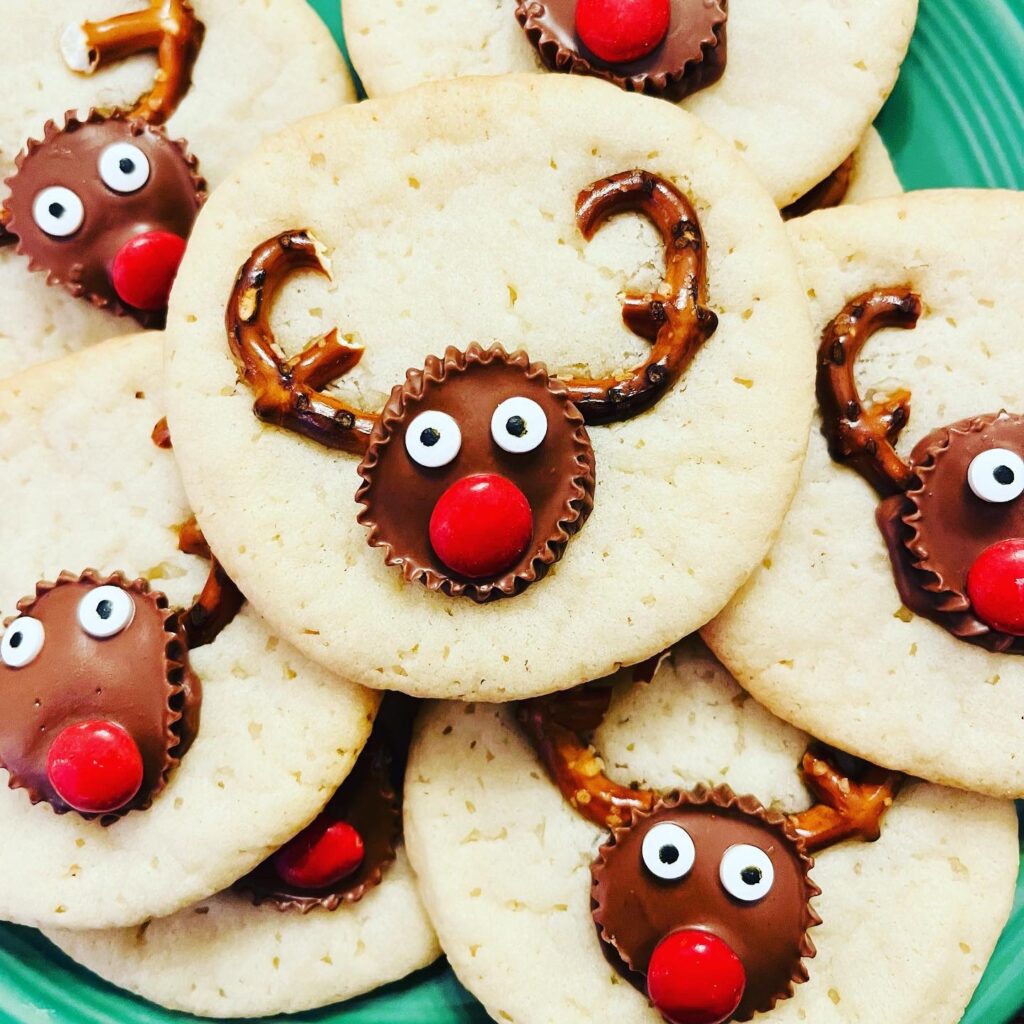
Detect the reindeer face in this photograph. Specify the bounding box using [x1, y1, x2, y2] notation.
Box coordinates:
[356, 347, 595, 600]
[0, 572, 198, 819]
[3, 113, 204, 327]
[226, 171, 717, 602]
[896, 413, 1024, 638]
[593, 791, 816, 1024]
[818, 289, 1024, 653]
[521, 679, 899, 1024]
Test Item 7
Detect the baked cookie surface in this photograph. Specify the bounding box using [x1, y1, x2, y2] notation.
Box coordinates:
[342, 0, 916, 207]
[404, 640, 1018, 1024]
[0, 0, 356, 378]
[705, 190, 1024, 797]
[44, 847, 439, 1018]
[0, 332, 377, 929]
[164, 74, 815, 701]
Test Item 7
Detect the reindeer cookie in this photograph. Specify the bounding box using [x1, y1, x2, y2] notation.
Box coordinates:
[0, 0, 356, 378]
[342, 0, 915, 208]
[0, 331, 378, 929]
[43, 697, 440, 1018]
[706, 190, 1024, 797]
[404, 640, 1018, 1024]
[163, 74, 816, 700]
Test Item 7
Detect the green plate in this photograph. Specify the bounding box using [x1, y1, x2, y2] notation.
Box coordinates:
[1, 1, 1021, 1021]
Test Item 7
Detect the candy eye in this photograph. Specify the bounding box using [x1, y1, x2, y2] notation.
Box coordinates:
[719, 844, 774, 902]
[491, 396, 548, 454]
[405, 410, 462, 468]
[77, 586, 135, 639]
[641, 821, 696, 881]
[32, 186, 84, 237]
[98, 143, 151, 194]
[967, 448, 1024, 504]
[1, 617, 45, 668]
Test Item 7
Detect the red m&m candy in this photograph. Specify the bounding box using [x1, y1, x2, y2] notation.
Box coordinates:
[110, 230, 187, 311]
[46, 720, 144, 814]
[966, 538, 1024, 636]
[647, 928, 746, 1024]
[274, 818, 366, 890]
[576, 0, 671, 65]
[429, 473, 533, 580]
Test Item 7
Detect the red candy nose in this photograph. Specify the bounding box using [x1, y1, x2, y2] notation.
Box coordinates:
[273, 818, 365, 890]
[429, 473, 533, 579]
[110, 230, 187, 311]
[966, 538, 1024, 636]
[576, 0, 671, 65]
[647, 929, 746, 1024]
[46, 720, 144, 814]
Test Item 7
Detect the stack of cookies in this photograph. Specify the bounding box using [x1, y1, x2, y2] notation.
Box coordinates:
[0, 2, 1020, 1022]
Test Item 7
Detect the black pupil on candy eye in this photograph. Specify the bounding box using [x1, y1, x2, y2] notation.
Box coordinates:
[506, 415, 527, 438]
[658, 844, 679, 865]
[994, 465, 1015, 486]
[97, 599, 113, 620]
[119, 157, 135, 174]
[9, 632, 22, 649]
[741, 866, 762, 886]
[420, 427, 441, 448]
[48, 202, 65, 219]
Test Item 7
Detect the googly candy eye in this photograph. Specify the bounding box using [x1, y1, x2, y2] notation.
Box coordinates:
[77, 586, 136, 639]
[32, 186, 84, 237]
[98, 143, 151, 194]
[491, 396, 549, 454]
[719, 844, 774, 902]
[967, 448, 1024, 504]
[641, 821, 696, 881]
[405, 410, 462, 468]
[0, 617, 45, 668]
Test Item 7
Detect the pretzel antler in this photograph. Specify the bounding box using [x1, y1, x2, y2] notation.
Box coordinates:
[226, 230, 377, 456]
[522, 665, 902, 847]
[61, 0, 204, 125]
[817, 287, 922, 497]
[175, 516, 244, 649]
[518, 672, 657, 830]
[789, 748, 902, 854]
[150, 420, 245, 647]
[561, 170, 718, 425]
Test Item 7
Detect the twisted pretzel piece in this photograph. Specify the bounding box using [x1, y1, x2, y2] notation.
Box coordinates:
[62, 0, 204, 125]
[518, 678, 656, 831]
[781, 154, 854, 221]
[149, 420, 245, 648]
[226, 231, 377, 455]
[522, 669, 901, 851]
[789, 750, 902, 854]
[816, 287, 922, 497]
[562, 170, 719, 424]
[176, 516, 245, 649]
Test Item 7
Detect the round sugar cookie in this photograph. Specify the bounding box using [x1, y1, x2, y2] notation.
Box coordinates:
[705, 190, 1024, 797]
[44, 848, 439, 1018]
[164, 73, 815, 701]
[342, 0, 916, 208]
[404, 640, 1018, 1024]
[0, 0, 356, 379]
[0, 331, 377, 929]
[43, 698, 439, 1018]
